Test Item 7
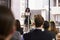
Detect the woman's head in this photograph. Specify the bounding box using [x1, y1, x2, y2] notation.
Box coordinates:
[50, 21, 56, 31]
[15, 20, 21, 31]
[0, 6, 15, 40]
[50, 21, 58, 34]
[50, 21, 55, 27]
[25, 8, 30, 12]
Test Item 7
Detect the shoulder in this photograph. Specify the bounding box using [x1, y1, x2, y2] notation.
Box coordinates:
[44, 30, 56, 39]
[15, 31, 20, 34]
[14, 31, 21, 37]
[11, 31, 21, 40]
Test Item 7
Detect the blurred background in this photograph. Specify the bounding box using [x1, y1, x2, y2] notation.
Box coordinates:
[1, 0, 60, 40]
[1, 0, 60, 31]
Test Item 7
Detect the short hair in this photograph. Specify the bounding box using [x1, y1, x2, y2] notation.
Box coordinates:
[34, 14, 44, 27]
[43, 21, 49, 30]
[0, 6, 15, 37]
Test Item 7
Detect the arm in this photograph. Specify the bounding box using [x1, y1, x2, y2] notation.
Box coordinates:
[21, 13, 25, 18]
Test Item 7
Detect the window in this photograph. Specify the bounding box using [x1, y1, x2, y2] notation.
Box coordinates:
[58, 0, 60, 6]
[54, 0, 56, 6]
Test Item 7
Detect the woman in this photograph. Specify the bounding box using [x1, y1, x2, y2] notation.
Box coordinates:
[0, 6, 16, 40]
[43, 21, 56, 39]
[16, 20, 23, 35]
[24, 8, 31, 27]
[11, 20, 22, 40]
[50, 21, 58, 34]
[24, 8, 31, 33]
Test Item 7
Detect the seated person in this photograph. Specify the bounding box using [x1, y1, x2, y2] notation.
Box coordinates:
[0, 6, 16, 40]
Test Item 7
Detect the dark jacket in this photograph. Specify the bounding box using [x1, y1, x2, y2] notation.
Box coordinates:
[48, 31, 56, 40]
[23, 29, 55, 40]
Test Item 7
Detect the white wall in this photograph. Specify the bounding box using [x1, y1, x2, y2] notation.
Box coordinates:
[11, 0, 20, 21]
[29, 0, 43, 10]
[11, 0, 26, 25]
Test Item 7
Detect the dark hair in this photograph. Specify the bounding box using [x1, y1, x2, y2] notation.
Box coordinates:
[43, 21, 49, 30]
[15, 20, 21, 31]
[0, 6, 15, 40]
[25, 8, 30, 12]
[50, 21, 55, 28]
[34, 14, 44, 27]
[50, 21, 58, 34]
[15, 20, 23, 35]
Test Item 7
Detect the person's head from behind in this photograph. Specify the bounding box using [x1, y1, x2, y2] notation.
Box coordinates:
[50, 21, 56, 31]
[15, 20, 23, 35]
[43, 21, 49, 30]
[0, 6, 15, 40]
[15, 20, 21, 31]
[34, 14, 44, 28]
[50, 21, 58, 34]
[25, 8, 30, 12]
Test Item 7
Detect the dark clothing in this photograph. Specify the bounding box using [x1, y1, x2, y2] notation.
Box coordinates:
[23, 29, 55, 40]
[45, 30, 56, 40]
[49, 31, 56, 39]
[24, 13, 31, 27]
[17, 28, 23, 35]
[24, 16, 31, 25]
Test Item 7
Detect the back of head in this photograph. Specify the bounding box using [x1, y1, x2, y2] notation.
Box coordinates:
[43, 21, 49, 30]
[50, 21, 58, 34]
[15, 20, 21, 31]
[50, 21, 55, 27]
[15, 20, 23, 35]
[0, 5, 15, 40]
[34, 14, 44, 28]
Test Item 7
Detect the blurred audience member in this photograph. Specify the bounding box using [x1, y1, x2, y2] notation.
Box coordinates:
[43, 21, 49, 30]
[43, 21, 56, 40]
[11, 20, 22, 40]
[0, 6, 15, 40]
[50, 21, 58, 34]
[23, 14, 54, 40]
[16, 20, 23, 35]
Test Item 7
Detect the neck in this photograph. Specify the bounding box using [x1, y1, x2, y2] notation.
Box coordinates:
[36, 27, 43, 30]
[36, 25, 43, 29]
[36, 25, 44, 31]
